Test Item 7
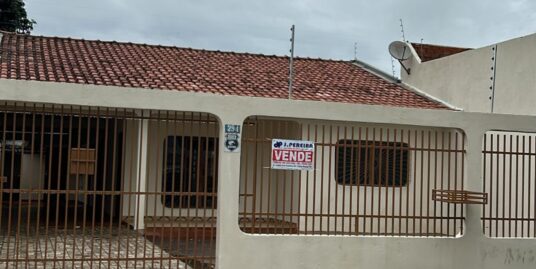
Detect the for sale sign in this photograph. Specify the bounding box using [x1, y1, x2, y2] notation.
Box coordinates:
[271, 139, 315, 171]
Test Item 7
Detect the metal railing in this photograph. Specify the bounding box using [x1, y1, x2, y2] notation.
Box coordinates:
[239, 117, 466, 237]
[0, 102, 218, 268]
[482, 131, 536, 238]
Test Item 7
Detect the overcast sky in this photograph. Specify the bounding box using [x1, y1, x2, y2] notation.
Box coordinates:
[25, 0, 536, 76]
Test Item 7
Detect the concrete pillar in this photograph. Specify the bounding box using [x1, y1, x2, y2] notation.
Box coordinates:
[134, 118, 149, 230]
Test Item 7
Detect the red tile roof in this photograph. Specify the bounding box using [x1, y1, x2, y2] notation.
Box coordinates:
[0, 32, 449, 109]
[411, 43, 471, 62]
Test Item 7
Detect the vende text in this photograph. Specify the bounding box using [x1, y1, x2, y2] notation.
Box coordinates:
[272, 149, 313, 163]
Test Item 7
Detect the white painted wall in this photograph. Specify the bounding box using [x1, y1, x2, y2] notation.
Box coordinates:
[402, 33, 536, 115]
[6, 79, 536, 268]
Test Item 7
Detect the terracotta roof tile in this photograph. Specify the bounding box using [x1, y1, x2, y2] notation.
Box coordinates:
[411, 43, 471, 62]
[0, 32, 449, 109]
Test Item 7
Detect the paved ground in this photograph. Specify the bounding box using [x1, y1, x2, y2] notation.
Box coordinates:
[0, 227, 188, 269]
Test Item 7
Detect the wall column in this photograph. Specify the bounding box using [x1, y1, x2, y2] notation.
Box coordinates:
[133, 118, 149, 230]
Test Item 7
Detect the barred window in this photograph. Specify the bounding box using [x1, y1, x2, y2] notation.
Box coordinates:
[336, 140, 409, 186]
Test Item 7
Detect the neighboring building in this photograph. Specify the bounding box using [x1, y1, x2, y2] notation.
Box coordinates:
[400, 33, 536, 115]
[0, 31, 534, 269]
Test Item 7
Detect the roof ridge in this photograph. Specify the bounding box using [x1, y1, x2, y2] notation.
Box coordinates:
[0, 31, 350, 63]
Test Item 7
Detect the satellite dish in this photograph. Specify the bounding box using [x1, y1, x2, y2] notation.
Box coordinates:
[388, 41, 411, 60]
[388, 41, 412, 75]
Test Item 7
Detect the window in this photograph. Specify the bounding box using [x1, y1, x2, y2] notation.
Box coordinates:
[162, 136, 218, 208]
[336, 140, 409, 186]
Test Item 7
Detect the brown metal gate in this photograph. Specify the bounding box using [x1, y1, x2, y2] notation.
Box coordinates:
[482, 131, 536, 238]
[239, 117, 466, 237]
[0, 102, 218, 268]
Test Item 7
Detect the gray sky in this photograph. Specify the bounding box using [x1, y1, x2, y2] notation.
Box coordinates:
[26, 0, 536, 76]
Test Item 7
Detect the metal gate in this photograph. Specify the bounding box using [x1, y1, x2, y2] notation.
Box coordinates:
[239, 117, 466, 237]
[0, 102, 218, 268]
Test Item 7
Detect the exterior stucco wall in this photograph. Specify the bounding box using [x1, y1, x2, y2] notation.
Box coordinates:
[4, 79, 536, 268]
[402, 33, 536, 115]
[402, 43, 493, 113]
[492, 34, 536, 115]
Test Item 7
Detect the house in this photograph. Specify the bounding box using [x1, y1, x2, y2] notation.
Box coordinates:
[0, 31, 534, 269]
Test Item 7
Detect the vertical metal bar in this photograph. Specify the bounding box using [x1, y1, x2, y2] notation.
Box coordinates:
[200, 113, 211, 265]
[319, 124, 325, 233]
[88, 107, 100, 268]
[125, 108, 138, 269]
[503, 134, 514, 237]
[349, 126, 355, 235]
[51, 105, 65, 268]
[356, 127, 362, 235]
[483, 133, 488, 236]
[377, 128, 383, 235]
[452, 131, 458, 236]
[107, 107, 119, 267]
[242, 116, 250, 225]
[266, 120, 273, 233]
[419, 130, 424, 236]
[312, 123, 318, 234]
[398, 129, 405, 236]
[533, 134, 536, 238]
[348, 125, 359, 235]
[446, 132, 452, 236]
[327, 124, 333, 234]
[175, 112, 186, 263]
[14, 105, 27, 268]
[426, 130, 431, 236]
[257, 118, 264, 234]
[501, 134, 506, 237]
[515, 135, 520, 237]
[211, 114, 218, 266]
[521, 135, 526, 237]
[44, 106, 57, 266]
[334, 125, 340, 234]
[385, 128, 391, 236]
[166, 111, 177, 267]
[295, 121, 303, 233]
[369, 127, 375, 234]
[24, 106, 36, 265]
[4, 105, 18, 269]
[80, 106, 93, 268]
[412, 130, 418, 236]
[116, 108, 128, 268]
[303, 122, 309, 234]
[98, 108, 110, 267]
[496, 134, 501, 237]
[251, 118, 259, 234]
[34, 104, 46, 268]
[363, 127, 369, 234]
[391, 128, 404, 236]
[405, 129, 417, 235]
[147, 110, 159, 269]
[529, 135, 533, 237]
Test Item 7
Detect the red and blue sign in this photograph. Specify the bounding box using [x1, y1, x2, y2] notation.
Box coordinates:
[271, 139, 315, 171]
